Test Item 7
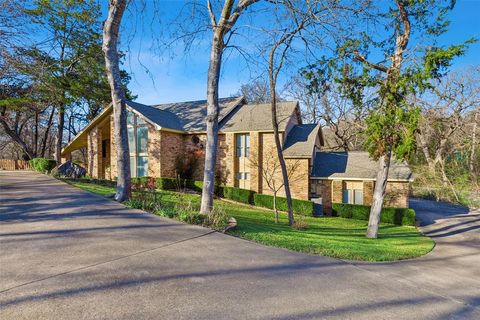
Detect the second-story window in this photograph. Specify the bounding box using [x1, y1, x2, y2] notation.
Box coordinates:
[236, 134, 250, 158]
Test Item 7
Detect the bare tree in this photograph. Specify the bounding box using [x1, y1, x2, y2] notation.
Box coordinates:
[236, 79, 272, 103]
[286, 76, 367, 150]
[265, 3, 317, 226]
[103, 0, 131, 201]
[470, 109, 479, 181]
[414, 68, 480, 201]
[249, 146, 302, 223]
[200, 0, 258, 214]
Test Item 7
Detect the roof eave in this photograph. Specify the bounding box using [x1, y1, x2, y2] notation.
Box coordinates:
[61, 104, 113, 155]
[310, 176, 413, 182]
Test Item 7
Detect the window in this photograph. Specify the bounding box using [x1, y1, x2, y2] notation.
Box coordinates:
[102, 140, 107, 158]
[127, 111, 149, 177]
[236, 172, 250, 180]
[354, 189, 363, 205]
[236, 134, 250, 157]
[342, 182, 363, 205]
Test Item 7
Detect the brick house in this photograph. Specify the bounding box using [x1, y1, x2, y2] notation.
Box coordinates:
[61, 96, 412, 212]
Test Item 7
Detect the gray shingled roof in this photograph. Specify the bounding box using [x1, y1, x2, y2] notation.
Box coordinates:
[127, 101, 184, 131]
[220, 101, 298, 132]
[282, 124, 321, 158]
[311, 151, 413, 181]
[321, 127, 345, 151]
[152, 96, 244, 132]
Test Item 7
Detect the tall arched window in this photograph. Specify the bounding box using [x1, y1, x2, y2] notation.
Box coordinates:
[127, 111, 148, 177]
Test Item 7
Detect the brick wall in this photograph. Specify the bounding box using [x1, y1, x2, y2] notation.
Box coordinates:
[287, 158, 310, 200]
[159, 131, 185, 178]
[321, 178, 410, 212]
[384, 181, 409, 208]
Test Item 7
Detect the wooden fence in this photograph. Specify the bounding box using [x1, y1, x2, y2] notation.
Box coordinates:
[0, 159, 31, 170]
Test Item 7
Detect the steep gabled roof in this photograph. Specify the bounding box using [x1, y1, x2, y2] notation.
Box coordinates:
[219, 101, 298, 132]
[152, 96, 244, 132]
[282, 124, 322, 158]
[127, 101, 184, 132]
[311, 151, 413, 181]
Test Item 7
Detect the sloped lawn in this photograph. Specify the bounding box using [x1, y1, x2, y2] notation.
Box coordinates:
[65, 180, 434, 262]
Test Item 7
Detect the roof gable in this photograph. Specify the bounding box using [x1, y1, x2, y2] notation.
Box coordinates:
[153, 96, 244, 132]
[282, 124, 321, 158]
[220, 101, 298, 132]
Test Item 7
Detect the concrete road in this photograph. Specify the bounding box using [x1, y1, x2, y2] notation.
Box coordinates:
[1, 171, 479, 320]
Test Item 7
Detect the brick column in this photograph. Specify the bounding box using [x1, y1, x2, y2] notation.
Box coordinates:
[249, 131, 262, 193]
[332, 180, 343, 203]
[322, 180, 333, 215]
[363, 181, 374, 206]
[87, 125, 102, 178]
[148, 127, 161, 178]
[224, 133, 236, 187]
[110, 116, 117, 179]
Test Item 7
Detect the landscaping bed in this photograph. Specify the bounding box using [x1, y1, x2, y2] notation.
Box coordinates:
[63, 179, 435, 262]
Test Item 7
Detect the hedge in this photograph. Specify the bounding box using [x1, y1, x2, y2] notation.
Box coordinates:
[155, 177, 177, 190]
[223, 186, 255, 205]
[29, 158, 57, 173]
[331, 203, 416, 226]
[253, 193, 315, 216]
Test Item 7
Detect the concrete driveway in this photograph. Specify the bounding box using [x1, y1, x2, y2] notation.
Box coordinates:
[1, 171, 479, 319]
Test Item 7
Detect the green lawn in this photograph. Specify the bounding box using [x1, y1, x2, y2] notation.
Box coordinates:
[65, 180, 434, 262]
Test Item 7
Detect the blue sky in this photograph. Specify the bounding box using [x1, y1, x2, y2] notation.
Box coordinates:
[119, 0, 480, 105]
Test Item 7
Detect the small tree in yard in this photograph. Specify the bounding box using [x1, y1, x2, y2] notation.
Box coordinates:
[250, 146, 302, 223]
[321, 0, 474, 238]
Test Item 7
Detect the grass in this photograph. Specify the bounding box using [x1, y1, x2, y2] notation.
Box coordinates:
[65, 180, 435, 262]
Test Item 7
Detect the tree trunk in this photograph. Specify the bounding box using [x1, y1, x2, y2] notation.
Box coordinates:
[102, 0, 131, 202]
[366, 152, 391, 239]
[273, 190, 278, 223]
[40, 106, 55, 157]
[470, 110, 478, 178]
[0, 117, 34, 160]
[268, 53, 294, 226]
[439, 159, 460, 202]
[200, 29, 224, 214]
[54, 106, 64, 163]
[34, 109, 39, 157]
[417, 131, 435, 173]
